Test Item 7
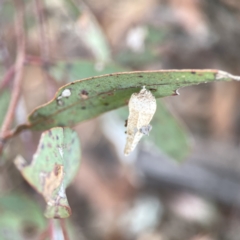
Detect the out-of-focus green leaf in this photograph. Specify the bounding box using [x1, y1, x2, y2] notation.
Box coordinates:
[50, 60, 125, 83]
[0, 90, 11, 127]
[0, 194, 46, 240]
[148, 100, 189, 161]
[14, 127, 81, 218]
[18, 69, 237, 132]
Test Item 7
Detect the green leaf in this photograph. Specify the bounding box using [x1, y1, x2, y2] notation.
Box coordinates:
[14, 127, 81, 218]
[22, 69, 238, 131]
[148, 100, 189, 161]
[0, 194, 46, 240]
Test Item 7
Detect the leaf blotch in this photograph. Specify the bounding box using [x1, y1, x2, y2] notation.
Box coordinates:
[57, 99, 64, 106]
[54, 164, 62, 176]
[80, 90, 89, 99]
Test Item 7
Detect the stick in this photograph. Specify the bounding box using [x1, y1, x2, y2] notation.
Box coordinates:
[0, 0, 26, 152]
[60, 219, 70, 240]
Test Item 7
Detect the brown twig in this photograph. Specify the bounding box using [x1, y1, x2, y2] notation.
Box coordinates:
[0, 0, 26, 152]
[49, 219, 54, 240]
[60, 219, 70, 240]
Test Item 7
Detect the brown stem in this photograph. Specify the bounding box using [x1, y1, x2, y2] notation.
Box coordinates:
[49, 219, 55, 240]
[60, 219, 70, 240]
[0, 0, 25, 152]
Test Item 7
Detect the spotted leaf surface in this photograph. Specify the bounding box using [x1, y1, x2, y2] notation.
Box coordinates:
[16, 69, 240, 132]
[14, 127, 81, 218]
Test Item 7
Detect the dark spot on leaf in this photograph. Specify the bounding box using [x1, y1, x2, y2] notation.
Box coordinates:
[57, 99, 64, 106]
[96, 84, 100, 87]
[71, 138, 75, 144]
[104, 102, 109, 106]
[80, 90, 89, 99]
[81, 90, 88, 95]
[48, 130, 52, 136]
[47, 143, 52, 148]
[138, 75, 143, 78]
[54, 164, 61, 176]
[81, 106, 86, 109]
[191, 71, 196, 74]
[56, 135, 59, 140]
[125, 119, 128, 127]
[149, 88, 157, 92]
[41, 144, 44, 149]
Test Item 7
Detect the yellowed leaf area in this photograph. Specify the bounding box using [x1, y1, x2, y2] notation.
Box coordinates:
[124, 86, 157, 155]
[41, 164, 64, 203]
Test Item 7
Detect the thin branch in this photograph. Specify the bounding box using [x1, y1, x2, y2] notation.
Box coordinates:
[60, 219, 70, 240]
[49, 219, 54, 240]
[0, 0, 26, 152]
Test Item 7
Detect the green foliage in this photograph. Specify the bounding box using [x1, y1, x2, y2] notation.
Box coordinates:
[26, 69, 220, 131]
[0, 194, 46, 240]
[14, 127, 81, 218]
[149, 100, 189, 160]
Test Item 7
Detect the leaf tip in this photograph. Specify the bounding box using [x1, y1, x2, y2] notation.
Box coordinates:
[216, 70, 240, 81]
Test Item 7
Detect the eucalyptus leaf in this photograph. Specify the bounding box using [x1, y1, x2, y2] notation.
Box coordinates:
[14, 127, 81, 218]
[20, 69, 239, 131]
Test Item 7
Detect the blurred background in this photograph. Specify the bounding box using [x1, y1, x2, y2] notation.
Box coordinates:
[1, 0, 240, 239]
